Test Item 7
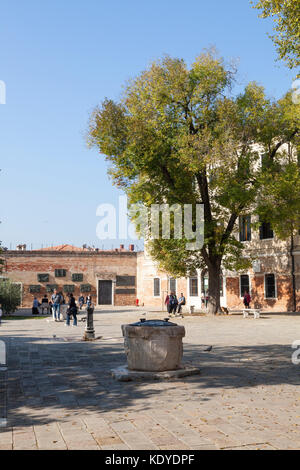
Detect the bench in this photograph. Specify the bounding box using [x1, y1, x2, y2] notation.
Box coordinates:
[243, 308, 261, 319]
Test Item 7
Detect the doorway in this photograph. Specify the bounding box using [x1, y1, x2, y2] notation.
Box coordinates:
[98, 280, 113, 305]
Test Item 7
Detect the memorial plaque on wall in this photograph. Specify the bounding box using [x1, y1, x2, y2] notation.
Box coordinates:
[37, 273, 49, 283]
[116, 276, 136, 286]
[55, 269, 66, 278]
[29, 285, 41, 293]
[80, 284, 91, 292]
[115, 288, 136, 295]
[63, 285, 75, 293]
[72, 273, 83, 282]
[46, 284, 58, 292]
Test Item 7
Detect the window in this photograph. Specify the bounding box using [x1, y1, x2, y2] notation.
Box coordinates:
[239, 216, 251, 242]
[169, 278, 176, 294]
[189, 277, 198, 297]
[240, 275, 250, 297]
[37, 273, 49, 282]
[265, 274, 276, 298]
[153, 278, 160, 297]
[55, 269, 66, 278]
[259, 222, 274, 240]
[72, 273, 83, 282]
[220, 276, 224, 297]
[201, 271, 209, 296]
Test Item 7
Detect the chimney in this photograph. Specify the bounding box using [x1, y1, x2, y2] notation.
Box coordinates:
[129, 244, 134, 251]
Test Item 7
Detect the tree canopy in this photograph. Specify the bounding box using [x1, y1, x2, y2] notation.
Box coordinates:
[252, 0, 300, 70]
[88, 51, 299, 313]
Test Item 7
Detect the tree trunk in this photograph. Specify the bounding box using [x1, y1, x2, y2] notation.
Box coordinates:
[207, 263, 222, 315]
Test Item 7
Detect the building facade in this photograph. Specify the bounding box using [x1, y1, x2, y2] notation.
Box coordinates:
[1, 245, 137, 307]
[136, 218, 300, 312]
[1, 228, 300, 312]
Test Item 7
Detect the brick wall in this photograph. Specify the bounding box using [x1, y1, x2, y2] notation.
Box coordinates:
[226, 274, 296, 311]
[2, 250, 137, 307]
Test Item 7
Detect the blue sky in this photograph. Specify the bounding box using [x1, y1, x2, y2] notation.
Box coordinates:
[0, 0, 296, 250]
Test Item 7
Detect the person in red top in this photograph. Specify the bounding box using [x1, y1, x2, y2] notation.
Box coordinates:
[243, 291, 251, 308]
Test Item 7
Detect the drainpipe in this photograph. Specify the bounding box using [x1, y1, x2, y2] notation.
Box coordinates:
[290, 234, 297, 312]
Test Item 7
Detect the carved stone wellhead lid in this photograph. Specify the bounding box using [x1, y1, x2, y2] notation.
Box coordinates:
[130, 318, 178, 327]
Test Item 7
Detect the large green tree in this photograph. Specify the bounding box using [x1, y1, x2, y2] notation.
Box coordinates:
[252, 0, 300, 70]
[88, 52, 299, 314]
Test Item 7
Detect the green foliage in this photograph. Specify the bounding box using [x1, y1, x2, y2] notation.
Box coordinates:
[88, 50, 299, 311]
[0, 279, 22, 314]
[252, 0, 300, 70]
[256, 162, 300, 238]
[0, 243, 4, 273]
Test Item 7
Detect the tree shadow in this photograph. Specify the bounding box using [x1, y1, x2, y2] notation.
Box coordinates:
[0, 331, 299, 430]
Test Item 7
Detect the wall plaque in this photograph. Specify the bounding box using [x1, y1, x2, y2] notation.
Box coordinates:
[116, 276, 136, 286]
[37, 273, 49, 282]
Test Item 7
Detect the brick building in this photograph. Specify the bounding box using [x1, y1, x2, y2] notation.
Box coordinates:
[1, 244, 137, 307]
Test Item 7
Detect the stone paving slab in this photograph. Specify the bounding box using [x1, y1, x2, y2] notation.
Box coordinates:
[1, 309, 300, 449]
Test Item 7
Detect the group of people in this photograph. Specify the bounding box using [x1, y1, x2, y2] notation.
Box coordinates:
[165, 292, 186, 316]
[32, 289, 93, 326]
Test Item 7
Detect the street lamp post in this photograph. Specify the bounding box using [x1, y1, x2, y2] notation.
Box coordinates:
[83, 304, 95, 340]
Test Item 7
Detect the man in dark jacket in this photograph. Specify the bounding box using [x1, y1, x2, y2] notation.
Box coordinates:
[65, 293, 78, 327]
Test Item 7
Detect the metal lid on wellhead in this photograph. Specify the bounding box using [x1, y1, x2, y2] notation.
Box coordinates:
[130, 318, 178, 327]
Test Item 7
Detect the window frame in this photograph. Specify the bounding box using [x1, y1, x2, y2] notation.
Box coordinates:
[169, 278, 177, 294]
[189, 276, 198, 297]
[259, 221, 274, 240]
[240, 274, 250, 298]
[239, 215, 251, 242]
[153, 278, 160, 297]
[264, 273, 277, 299]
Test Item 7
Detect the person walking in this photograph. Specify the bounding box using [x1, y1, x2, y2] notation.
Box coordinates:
[86, 295, 92, 308]
[78, 295, 85, 310]
[65, 293, 78, 327]
[32, 297, 40, 315]
[176, 293, 186, 315]
[170, 294, 178, 315]
[165, 292, 171, 314]
[167, 293, 177, 316]
[243, 291, 251, 309]
[51, 289, 62, 321]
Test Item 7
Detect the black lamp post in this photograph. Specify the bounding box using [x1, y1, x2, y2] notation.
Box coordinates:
[83, 304, 95, 340]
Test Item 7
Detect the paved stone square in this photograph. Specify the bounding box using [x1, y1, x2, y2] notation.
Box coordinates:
[0, 308, 300, 450]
